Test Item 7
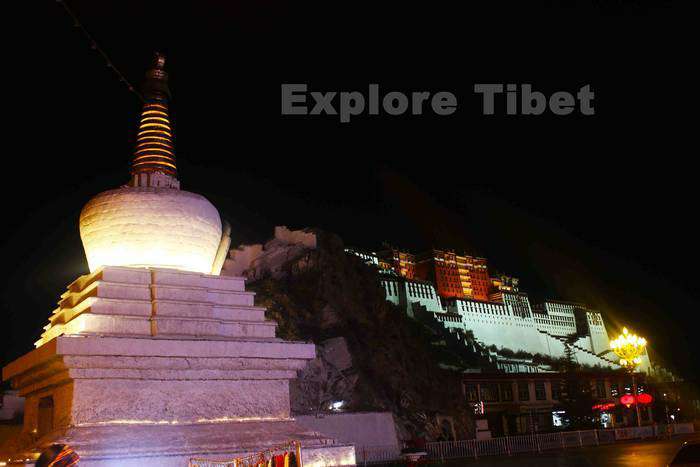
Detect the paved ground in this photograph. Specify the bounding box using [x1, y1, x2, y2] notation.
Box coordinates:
[437, 435, 700, 466]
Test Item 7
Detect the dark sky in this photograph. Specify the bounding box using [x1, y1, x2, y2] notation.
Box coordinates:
[4, 1, 696, 378]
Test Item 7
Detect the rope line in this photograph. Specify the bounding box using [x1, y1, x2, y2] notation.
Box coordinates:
[56, 0, 145, 102]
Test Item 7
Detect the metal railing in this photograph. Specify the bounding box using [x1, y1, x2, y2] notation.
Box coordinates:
[356, 445, 403, 464]
[357, 422, 695, 464]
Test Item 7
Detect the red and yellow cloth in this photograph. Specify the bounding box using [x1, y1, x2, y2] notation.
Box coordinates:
[47, 445, 80, 467]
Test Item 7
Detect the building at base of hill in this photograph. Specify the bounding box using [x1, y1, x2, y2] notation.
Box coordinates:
[462, 371, 656, 436]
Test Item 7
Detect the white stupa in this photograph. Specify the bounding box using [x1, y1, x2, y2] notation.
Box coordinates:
[79, 54, 228, 276]
[2, 54, 354, 466]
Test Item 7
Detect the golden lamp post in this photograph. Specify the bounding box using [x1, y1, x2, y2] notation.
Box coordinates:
[609, 327, 647, 427]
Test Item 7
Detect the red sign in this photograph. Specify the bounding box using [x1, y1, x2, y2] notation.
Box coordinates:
[637, 393, 653, 405]
[592, 402, 616, 411]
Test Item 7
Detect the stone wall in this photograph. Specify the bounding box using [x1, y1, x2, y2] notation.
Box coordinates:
[295, 412, 399, 452]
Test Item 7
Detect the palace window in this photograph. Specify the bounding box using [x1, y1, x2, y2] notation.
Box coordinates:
[465, 384, 479, 402]
[623, 380, 633, 393]
[551, 382, 561, 400]
[535, 382, 547, 400]
[500, 383, 514, 401]
[518, 382, 530, 401]
[480, 383, 500, 402]
[596, 380, 606, 399]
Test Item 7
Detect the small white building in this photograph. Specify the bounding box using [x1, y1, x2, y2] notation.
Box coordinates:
[344, 247, 379, 267]
[380, 276, 444, 317]
[532, 300, 579, 337]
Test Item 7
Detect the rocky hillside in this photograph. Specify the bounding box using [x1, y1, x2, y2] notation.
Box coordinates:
[228, 228, 490, 440]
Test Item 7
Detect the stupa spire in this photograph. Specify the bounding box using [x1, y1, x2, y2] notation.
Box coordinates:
[130, 52, 178, 187]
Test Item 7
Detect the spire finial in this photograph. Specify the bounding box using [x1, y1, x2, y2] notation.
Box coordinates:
[155, 52, 166, 69]
[130, 52, 178, 186]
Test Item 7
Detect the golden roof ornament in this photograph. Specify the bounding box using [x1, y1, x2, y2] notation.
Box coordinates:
[131, 52, 178, 184]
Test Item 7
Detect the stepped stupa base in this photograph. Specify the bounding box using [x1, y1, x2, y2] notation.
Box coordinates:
[2, 267, 355, 466]
[4, 420, 355, 466]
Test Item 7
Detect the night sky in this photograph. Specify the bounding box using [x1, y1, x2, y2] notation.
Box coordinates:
[4, 1, 695, 378]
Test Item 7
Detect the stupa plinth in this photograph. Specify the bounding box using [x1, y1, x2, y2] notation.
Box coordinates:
[2, 55, 355, 466]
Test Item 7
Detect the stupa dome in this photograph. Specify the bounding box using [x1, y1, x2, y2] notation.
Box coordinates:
[80, 186, 222, 274]
[79, 53, 228, 275]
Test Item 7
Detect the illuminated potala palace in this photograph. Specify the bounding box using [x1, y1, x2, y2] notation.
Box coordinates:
[346, 246, 651, 374]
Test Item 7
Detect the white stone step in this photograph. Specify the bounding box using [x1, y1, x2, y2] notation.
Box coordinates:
[151, 268, 246, 292]
[46, 335, 316, 360]
[155, 316, 276, 339]
[212, 305, 266, 321]
[55, 298, 267, 324]
[5, 336, 318, 405]
[54, 299, 152, 325]
[62, 355, 312, 372]
[67, 267, 151, 294]
[67, 267, 248, 292]
[60, 313, 277, 340]
[61, 277, 250, 311]
[208, 289, 256, 306]
[60, 281, 151, 308]
[68, 368, 299, 381]
[155, 300, 266, 321]
[151, 283, 255, 306]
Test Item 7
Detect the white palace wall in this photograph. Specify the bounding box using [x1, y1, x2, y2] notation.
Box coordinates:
[442, 298, 616, 369]
[586, 311, 611, 355]
[368, 251, 619, 371]
[448, 299, 549, 356]
[380, 278, 402, 307]
[380, 277, 443, 316]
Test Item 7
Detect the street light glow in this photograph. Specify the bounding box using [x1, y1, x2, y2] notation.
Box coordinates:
[610, 327, 647, 371]
[610, 326, 648, 427]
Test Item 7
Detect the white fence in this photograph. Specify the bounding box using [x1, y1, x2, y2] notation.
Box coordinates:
[356, 445, 403, 464]
[357, 422, 695, 464]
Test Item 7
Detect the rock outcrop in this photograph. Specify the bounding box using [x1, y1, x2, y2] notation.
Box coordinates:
[223, 228, 477, 440]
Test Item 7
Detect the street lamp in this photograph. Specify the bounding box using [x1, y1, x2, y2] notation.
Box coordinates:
[610, 327, 647, 427]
